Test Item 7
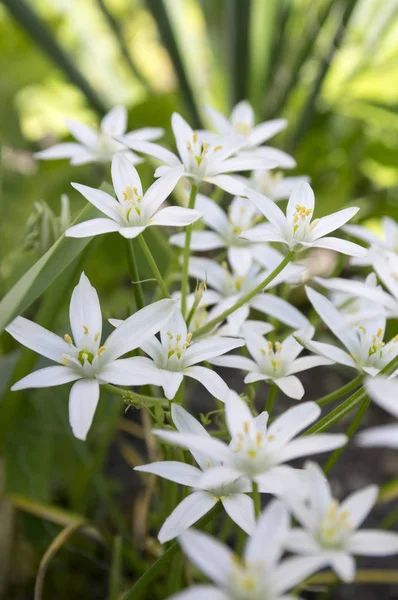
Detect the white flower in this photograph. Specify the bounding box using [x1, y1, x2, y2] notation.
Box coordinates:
[297, 287, 398, 376]
[187, 255, 309, 330]
[314, 272, 389, 325]
[116, 112, 277, 195]
[170, 194, 267, 275]
[285, 461, 398, 582]
[357, 377, 398, 449]
[167, 499, 327, 600]
[65, 154, 200, 239]
[34, 105, 163, 166]
[136, 403, 255, 542]
[246, 169, 310, 201]
[153, 391, 347, 492]
[6, 273, 176, 440]
[345, 216, 398, 265]
[109, 310, 244, 401]
[241, 182, 367, 257]
[211, 328, 331, 400]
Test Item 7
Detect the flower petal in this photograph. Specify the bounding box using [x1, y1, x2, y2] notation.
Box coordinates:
[142, 166, 184, 218]
[101, 105, 127, 136]
[68, 378, 100, 440]
[212, 156, 277, 175]
[71, 183, 122, 222]
[179, 529, 234, 587]
[295, 336, 357, 369]
[221, 493, 255, 535]
[135, 461, 202, 487]
[251, 294, 310, 329]
[116, 138, 181, 166]
[267, 402, 321, 445]
[34, 142, 84, 160]
[159, 492, 217, 543]
[11, 366, 81, 391]
[153, 431, 231, 463]
[278, 434, 347, 463]
[365, 376, 398, 418]
[275, 376, 304, 400]
[248, 119, 287, 146]
[286, 356, 333, 375]
[149, 206, 201, 227]
[357, 424, 398, 449]
[348, 531, 398, 556]
[184, 365, 230, 402]
[312, 207, 359, 240]
[171, 112, 193, 167]
[329, 553, 356, 582]
[171, 231, 224, 251]
[311, 237, 367, 257]
[167, 585, 228, 600]
[122, 127, 164, 143]
[160, 370, 184, 399]
[99, 356, 164, 386]
[65, 120, 97, 147]
[209, 355, 257, 372]
[195, 194, 229, 233]
[228, 247, 253, 277]
[204, 104, 231, 135]
[286, 182, 314, 222]
[340, 485, 378, 528]
[69, 272, 102, 349]
[183, 337, 244, 367]
[245, 499, 289, 565]
[206, 174, 247, 195]
[66, 218, 120, 238]
[171, 403, 217, 470]
[118, 226, 146, 239]
[244, 189, 287, 232]
[105, 299, 176, 361]
[225, 390, 255, 437]
[275, 556, 328, 593]
[111, 153, 142, 202]
[285, 529, 320, 554]
[6, 316, 70, 363]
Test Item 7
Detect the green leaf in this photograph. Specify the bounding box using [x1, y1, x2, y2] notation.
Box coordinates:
[0, 203, 98, 335]
[226, 0, 251, 107]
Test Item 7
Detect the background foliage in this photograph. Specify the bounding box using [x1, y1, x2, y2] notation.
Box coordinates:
[0, 0, 397, 598]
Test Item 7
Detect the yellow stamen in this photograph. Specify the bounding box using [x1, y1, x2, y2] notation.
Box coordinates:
[97, 346, 106, 355]
[64, 334, 73, 344]
[83, 325, 89, 335]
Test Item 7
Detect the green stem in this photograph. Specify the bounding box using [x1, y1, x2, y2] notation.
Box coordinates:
[252, 481, 261, 518]
[265, 384, 278, 415]
[138, 235, 170, 299]
[122, 503, 223, 600]
[181, 184, 199, 318]
[323, 395, 371, 474]
[102, 384, 168, 408]
[125, 239, 144, 310]
[192, 251, 295, 339]
[316, 375, 363, 407]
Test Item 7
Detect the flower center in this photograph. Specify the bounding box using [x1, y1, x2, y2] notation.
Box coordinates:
[234, 122, 251, 136]
[230, 558, 268, 600]
[317, 500, 353, 549]
[259, 341, 284, 375]
[61, 328, 106, 373]
[120, 186, 143, 224]
[185, 132, 222, 177]
[165, 330, 192, 370]
[231, 421, 274, 475]
[292, 204, 318, 241]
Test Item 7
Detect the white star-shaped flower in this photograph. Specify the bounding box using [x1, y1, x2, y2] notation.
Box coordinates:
[345, 216, 398, 266]
[5, 273, 176, 440]
[35, 105, 163, 165]
[286, 461, 398, 582]
[241, 182, 367, 257]
[136, 403, 255, 542]
[65, 154, 200, 239]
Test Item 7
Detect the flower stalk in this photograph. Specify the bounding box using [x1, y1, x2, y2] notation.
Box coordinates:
[181, 184, 199, 318]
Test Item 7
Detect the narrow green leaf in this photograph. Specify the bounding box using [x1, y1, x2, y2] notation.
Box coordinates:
[286, 0, 359, 153]
[0, 203, 98, 335]
[226, 0, 251, 107]
[262, 0, 292, 103]
[108, 536, 123, 600]
[1, 0, 108, 115]
[143, 0, 202, 127]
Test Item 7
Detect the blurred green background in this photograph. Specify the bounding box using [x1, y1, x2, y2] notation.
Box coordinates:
[0, 0, 398, 598]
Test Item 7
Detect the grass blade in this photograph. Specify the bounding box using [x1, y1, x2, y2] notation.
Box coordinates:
[226, 0, 251, 107]
[1, 0, 108, 115]
[108, 535, 123, 600]
[143, 0, 201, 127]
[286, 0, 359, 153]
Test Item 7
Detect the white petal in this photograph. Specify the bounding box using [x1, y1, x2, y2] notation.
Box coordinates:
[66, 218, 120, 238]
[171, 112, 193, 167]
[140, 336, 164, 363]
[183, 337, 244, 367]
[184, 365, 230, 402]
[68, 378, 100, 440]
[111, 153, 142, 202]
[101, 105, 127, 136]
[105, 299, 176, 361]
[231, 101, 254, 128]
[228, 247, 253, 276]
[99, 356, 164, 386]
[245, 499, 289, 565]
[142, 166, 184, 218]
[242, 224, 287, 245]
[287, 356, 333, 375]
[296, 336, 357, 369]
[122, 127, 164, 143]
[365, 376, 398, 418]
[225, 390, 255, 437]
[244, 189, 287, 232]
[275, 556, 328, 593]
[275, 376, 304, 400]
[248, 119, 287, 146]
[312, 207, 359, 240]
[170, 231, 224, 251]
[195, 194, 228, 233]
[70, 272, 102, 349]
[116, 138, 181, 166]
[256, 466, 310, 499]
[206, 174, 247, 195]
[278, 434, 347, 463]
[11, 366, 81, 391]
[357, 424, 398, 449]
[171, 403, 216, 470]
[251, 294, 310, 329]
[6, 316, 70, 363]
[149, 206, 201, 227]
[243, 146, 295, 168]
[311, 237, 367, 257]
[135, 460, 202, 486]
[373, 253, 398, 299]
[159, 370, 184, 399]
[196, 466, 245, 491]
[34, 142, 84, 160]
[221, 494, 255, 534]
[286, 182, 314, 222]
[340, 485, 378, 528]
[188, 257, 227, 292]
[305, 286, 361, 356]
[159, 492, 217, 543]
[210, 355, 257, 372]
[267, 402, 321, 446]
[153, 431, 231, 463]
[65, 119, 97, 147]
[212, 156, 277, 175]
[179, 529, 233, 587]
[71, 183, 122, 222]
[305, 461, 332, 517]
[329, 553, 356, 582]
[344, 224, 381, 245]
[285, 529, 320, 554]
[204, 104, 231, 134]
[349, 531, 398, 556]
[315, 276, 397, 312]
[167, 585, 228, 600]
